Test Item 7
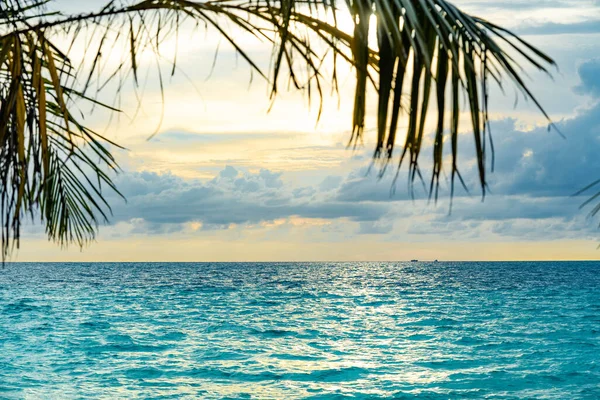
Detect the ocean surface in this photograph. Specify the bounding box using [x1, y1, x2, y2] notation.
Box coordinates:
[1, 262, 599, 399]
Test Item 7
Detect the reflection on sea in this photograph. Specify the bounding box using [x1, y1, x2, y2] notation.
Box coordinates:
[1, 261, 599, 398]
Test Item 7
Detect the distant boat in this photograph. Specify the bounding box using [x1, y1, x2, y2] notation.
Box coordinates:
[434, 260, 439, 263]
[410, 259, 419, 262]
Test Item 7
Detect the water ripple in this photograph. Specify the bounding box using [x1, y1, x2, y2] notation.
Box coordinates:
[1, 261, 599, 398]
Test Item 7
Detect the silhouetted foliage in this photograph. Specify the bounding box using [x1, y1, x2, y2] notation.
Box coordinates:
[0, 0, 558, 257]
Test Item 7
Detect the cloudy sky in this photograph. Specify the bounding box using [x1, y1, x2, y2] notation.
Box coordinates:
[17, 0, 600, 261]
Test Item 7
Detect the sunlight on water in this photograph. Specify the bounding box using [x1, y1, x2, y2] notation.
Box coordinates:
[1, 262, 599, 398]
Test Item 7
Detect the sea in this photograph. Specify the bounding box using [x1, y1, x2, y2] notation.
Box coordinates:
[0, 261, 599, 399]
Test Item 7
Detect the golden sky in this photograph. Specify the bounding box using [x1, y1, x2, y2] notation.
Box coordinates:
[14, 0, 600, 261]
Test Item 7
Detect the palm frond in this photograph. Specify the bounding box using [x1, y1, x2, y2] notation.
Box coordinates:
[229, 0, 556, 199]
[574, 179, 600, 231]
[0, 17, 123, 258]
[339, 0, 556, 200]
[0, 0, 557, 257]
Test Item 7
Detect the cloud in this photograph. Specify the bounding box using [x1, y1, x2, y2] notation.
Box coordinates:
[441, 196, 575, 221]
[101, 58, 600, 242]
[574, 59, 600, 98]
[330, 100, 600, 203]
[461, 0, 587, 12]
[108, 166, 391, 232]
[515, 20, 600, 36]
[331, 102, 600, 240]
[484, 103, 600, 198]
[319, 176, 343, 191]
[151, 131, 291, 144]
[358, 220, 394, 235]
[219, 165, 238, 179]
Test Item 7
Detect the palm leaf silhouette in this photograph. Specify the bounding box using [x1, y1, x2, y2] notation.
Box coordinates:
[0, 0, 558, 257]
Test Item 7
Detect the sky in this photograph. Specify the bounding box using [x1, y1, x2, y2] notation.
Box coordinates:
[15, 0, 600, 261]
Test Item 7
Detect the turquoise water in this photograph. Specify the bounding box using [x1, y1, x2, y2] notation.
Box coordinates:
[1, 262, 599, 399]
